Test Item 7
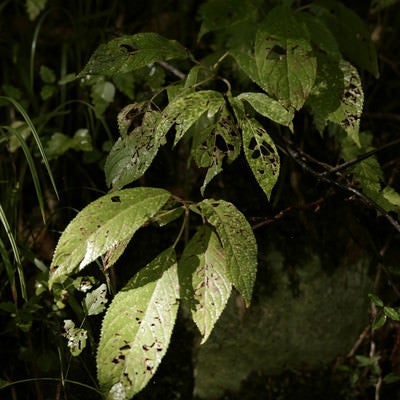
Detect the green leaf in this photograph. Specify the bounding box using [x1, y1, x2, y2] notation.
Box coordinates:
[255, 6, 317, 110]
[384, 306, 400, 321]
[199, 199, 257, 306]
[40, 65, 56, 84]
[368, 293, 384, 307]
[372, 310, 387, 330]
[230, 47, 263, 88]
[45, 129, 93, 160]
[153, 207, 184, 227]
[326, 61, 364, 146]
[300, 12, 342, 60]
[179, 226, 232, 343]
[383, 372, 400, 384]
[382, 187, 400, 209]
[112, 72, 135, 99]
[307, 54, 344, 133]
[91, 80, 115, 116]
[190, 106, 241, 195]
[63, 320, 87, 356]
[83, 283, 108, 316]
[105, 108, 163, 190]
[58, 73, 77, 85]
[340, 134, 383, 198]
[311, 0, 379, 78]
[198, 0, 261, 40]
[49, 188, 170, 287]
[40, 84, 55, 100]
[97, 248, 179, 399]
[25, 0, 47, 21]
[78, 33, 189, 78]
[156, 90, 225, 146]
[237, 92, 294, 128]
[241, 117, 280, 200]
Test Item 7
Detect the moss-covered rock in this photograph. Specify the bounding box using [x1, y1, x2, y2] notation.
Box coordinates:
[194, 248, 372, 399]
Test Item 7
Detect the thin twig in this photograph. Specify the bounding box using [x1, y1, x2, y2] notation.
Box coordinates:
[322, 137, 400, 176]
[347, 324, 371, 358]
[156, 61, 186, 80]
[251, 196, 326, 230]
[280, 142, 400, 234]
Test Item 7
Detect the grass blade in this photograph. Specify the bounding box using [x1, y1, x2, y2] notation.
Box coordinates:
[0, 204, 27, 301]
[0, 96, 59, 200]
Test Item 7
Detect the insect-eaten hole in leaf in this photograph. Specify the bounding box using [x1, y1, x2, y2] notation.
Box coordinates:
[265, 44, 287, 61]
[112, 353, 126, 364]
[119, 44, 138, 53]
[111, 196, 121, 203]
[142, 342, 155, 351]
[119, 343, 131, 351]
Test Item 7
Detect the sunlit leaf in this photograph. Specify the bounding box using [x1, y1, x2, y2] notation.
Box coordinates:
[97, 248, 179, 399]
[78, 33, 189, 78]
[105, 109, 162, 190]
[83, 283, 108, 316]
[255, 6, 317, 110]
[241, 117, 280, 200]
[156, 90, 225, 146]
[237, 92, 294, 128]
[190, 106, 241, 195]
[179, 226, 231, 343]
[63, 319, 87, 356]
[199, 199, 257, 306]
[49, 188, 170, 287]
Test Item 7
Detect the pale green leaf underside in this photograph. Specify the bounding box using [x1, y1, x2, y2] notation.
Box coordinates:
[199, 199, 257, 306]
[155, 90, 225, 146]
[78, 33, 189, 78]
[238, 92, 294, 128]
[179, 226, 231, 343]
[241, 117, 280, 200]
[49, 188, 170, 287]
[97, 248, 179, 399]
[255, 6, 317, 110]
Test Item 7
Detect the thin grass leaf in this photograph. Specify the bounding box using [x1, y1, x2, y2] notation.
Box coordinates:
[0, 96, 59, 203]
[5, 125, 45, 221]
[0, 205, 27, 300]
[0, 237, 15, 290]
